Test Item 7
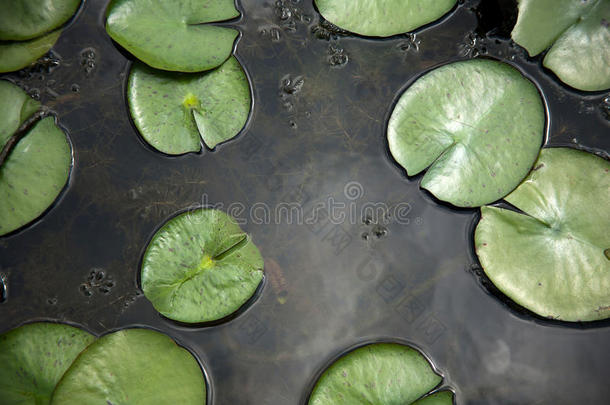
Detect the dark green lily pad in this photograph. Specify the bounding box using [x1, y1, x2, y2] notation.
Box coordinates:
[0, 30, 61, 73]
[51, 328, 206, 404]
[387, 59, 544, 207]
[475, 148, 610, 322]
[128, 56, 251, 154]
[512, 0, 610, 91]
[0, 81, 72, 236]
[314, 0, 457, 37]
[0, 322, 95, 405]
[413, 390, 454, 405]
[141, 208, 264, 323]
[309, 343, 453, 405]
[0, 0, 80, 41]
[105, 0, 240, 72]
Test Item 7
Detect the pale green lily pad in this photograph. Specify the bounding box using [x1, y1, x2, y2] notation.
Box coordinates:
[106, 0, 239, 72]
[51, 328, 206, 404]
[128, 56, 251, 154]
[0, 81, 72, 236]
[475, 148, 610, 322]
[0, 0, 80, 41]
[512, 0, 610, 91]
[141, 208, 264, 323]
[0, 322, 95, 405]
[387, 59, 544, 207]
[314, 0, 457, 37]
[0, 30, 61, 73]
[309, 343, 453, 405]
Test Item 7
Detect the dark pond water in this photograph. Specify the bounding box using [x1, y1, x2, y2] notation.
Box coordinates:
[1, 0, 609, 404]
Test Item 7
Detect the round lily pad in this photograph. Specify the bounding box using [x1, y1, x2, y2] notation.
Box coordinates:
[314, 0, 457, 37]
[387, 59, 544, 207]
[128, 56, 251, 155]
[0, 322, 95, 405]
[105, 0, 240, 72]
[0, 0, 80, 41]
[475, 148, 610, 322]
[141, 208, 264, 323]
[512, 0, 610, 91]
[51, 328, 206, 404]
[0, 81, 72, 236]
[0, 30, 61, 73]
[309, 343, 453, 405]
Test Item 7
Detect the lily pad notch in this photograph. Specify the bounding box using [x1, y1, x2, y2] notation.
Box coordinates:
[474, 147, 610, 322]
[0, 0, 82, 72]
[307, 341, 455, 405]
[0, 80, 73, 237]
[387, 58, 546, 207]
[140, 208, 265, 324]
[511, 0, 610, 91]
[127, 56, 253, 155]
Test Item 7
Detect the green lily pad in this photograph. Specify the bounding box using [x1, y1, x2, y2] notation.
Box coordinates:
[51, 328, 206, 404]
[475, 148, 610, 322]
[105, 0, 240, 72]
[0, 30, 61, 73]
[309, 343, 453, 405]
[314, 0, 457, 37]
[128, 56, 251, 155]
[141, 208, 264, 323]
[0, 0, 80, 41]
[0, 82, 72, 236]
[0, 322, 95, 405]
[387, 59, 544, 207]
[512, 0, 610, 91]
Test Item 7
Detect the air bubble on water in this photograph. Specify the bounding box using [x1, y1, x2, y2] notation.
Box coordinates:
[600, 95, 610, 121]
[372, 225, 388, 239]
[361, 232, 370, 241]
[289, 120, 297, 129]
[71, 84, 80, 92]
[0, 273, 7, 303]
[328, 45, 348, 67]
[28, 88, 40, 100]
[47, 297, 58, 305]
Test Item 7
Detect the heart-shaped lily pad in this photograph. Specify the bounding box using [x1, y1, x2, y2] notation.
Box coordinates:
[128, 56, 251, 155]
[0, 0, 80, 41]
[314, 0, 457, 37]
[0, 81, 72, 236]
[512, 0, 610, 91]
[105, 0, 240, 72]
[0, 30, 61, 73]
[475, 148, 610, 322]
[387, 59, 544, 207]
[51, 328, 206, 404]
[141, 208, 264, 323]
[0, 322, 95, 405]
[309, 343, 454, 405]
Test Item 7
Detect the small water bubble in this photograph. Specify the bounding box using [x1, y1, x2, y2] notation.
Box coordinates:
[363, 215, 374, 225]
[328, 45, 348, 67]
[28, 88, 40, 100]
[600, 95, 610, 121]
[372, 225, 388, 239]
[71, 84, 80, 93]
[0, 273, 7, 303]
[80, 284, 93, 297]
[289, 120, 297, 129]
[361, 232, 370, 241]
[47, 297, 58, 305]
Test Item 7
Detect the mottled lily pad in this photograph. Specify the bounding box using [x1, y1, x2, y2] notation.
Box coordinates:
[0, 0, 80, 41]
[141, 208, 264, 323]
[0, 322, 95, 405]
[0, 30, 61, 73]
[309, 343, 454, 405]
[512, 0, 610, 91]
[51, 328, 206, 404]
[387, 59, 544, 207]
[105, 0, 240, 72]
[128, 56, 251, 154]
[0, 81, 72, 236]
[314, 0, 457, 37]
[475, 148, 610, 322]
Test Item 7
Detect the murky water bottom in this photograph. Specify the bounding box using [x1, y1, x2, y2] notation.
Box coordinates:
[1, 0, 609, 404]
